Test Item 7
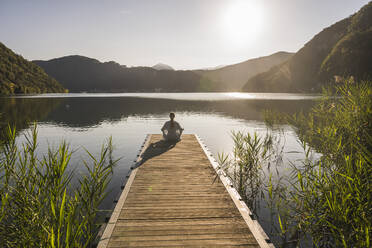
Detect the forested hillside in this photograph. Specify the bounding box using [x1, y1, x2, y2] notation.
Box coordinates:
[0, 42, 65, 95]
[243, 2, 372, 92]
[195, 52, 293, 91]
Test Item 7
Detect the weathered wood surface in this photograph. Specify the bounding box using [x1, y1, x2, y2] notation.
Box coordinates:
[98, 134, 271, 247]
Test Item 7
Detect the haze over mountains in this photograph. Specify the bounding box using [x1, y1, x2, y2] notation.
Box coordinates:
[243, 2, 372, 92]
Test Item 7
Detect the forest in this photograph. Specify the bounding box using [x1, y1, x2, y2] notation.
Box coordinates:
[0, 42, 65, 95]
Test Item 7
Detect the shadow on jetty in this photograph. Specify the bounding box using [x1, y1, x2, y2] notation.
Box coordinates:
[135, 139, 179, 167]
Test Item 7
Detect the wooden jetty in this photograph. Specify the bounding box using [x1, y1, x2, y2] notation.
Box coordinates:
[98, 134, 274, 247]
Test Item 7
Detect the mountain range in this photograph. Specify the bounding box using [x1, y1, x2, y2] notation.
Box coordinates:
[33, 56, 205, 92]
[243, 2, 372, 92]
[33, 51, 290, 93]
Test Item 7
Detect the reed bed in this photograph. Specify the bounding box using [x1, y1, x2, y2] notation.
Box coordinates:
[0, 124, 117, 247]
[221, 80, 372, 247]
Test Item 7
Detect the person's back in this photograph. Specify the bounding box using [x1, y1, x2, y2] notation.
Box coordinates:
[161, 113, 183, 141]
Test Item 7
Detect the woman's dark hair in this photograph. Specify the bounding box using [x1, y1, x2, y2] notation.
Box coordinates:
[170, 112, 175, 127]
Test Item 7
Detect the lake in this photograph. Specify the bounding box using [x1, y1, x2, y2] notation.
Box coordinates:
[0, 92, 318, 246]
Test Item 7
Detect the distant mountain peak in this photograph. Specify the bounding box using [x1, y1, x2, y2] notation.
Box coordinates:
[200, 64, 226, 70]
[152, 63, 174, 71]
[44, 55, 101, 63]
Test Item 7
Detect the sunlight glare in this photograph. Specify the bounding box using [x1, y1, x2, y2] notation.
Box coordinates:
[221, 1, 263, 46]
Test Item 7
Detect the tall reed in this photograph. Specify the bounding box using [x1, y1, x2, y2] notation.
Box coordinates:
[218, 130, 282, 213]
[222, 80, 371, 247]
[284, 80, 372, 247]
[0, 124, 117, 247]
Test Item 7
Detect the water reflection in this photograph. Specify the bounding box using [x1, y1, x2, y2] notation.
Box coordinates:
[12, 92, 319, 101]
[47, 97, 315, 127]
[0, 97, 62, 140]
[1, 96, 315, 129]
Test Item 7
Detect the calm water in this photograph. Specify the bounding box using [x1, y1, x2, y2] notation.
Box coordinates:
[0, 92, 318, 246]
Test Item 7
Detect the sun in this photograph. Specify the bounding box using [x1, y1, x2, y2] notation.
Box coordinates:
[221, 1, 263, 46]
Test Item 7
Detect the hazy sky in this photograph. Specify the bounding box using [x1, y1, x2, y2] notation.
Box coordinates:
[0, 0, 369, 69]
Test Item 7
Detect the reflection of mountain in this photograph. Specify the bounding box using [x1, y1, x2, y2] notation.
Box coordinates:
[40, 97, 315, 128]
[0, 97, 63, 140]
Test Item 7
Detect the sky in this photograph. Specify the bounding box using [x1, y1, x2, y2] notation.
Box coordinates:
[0, 0, 369, 70]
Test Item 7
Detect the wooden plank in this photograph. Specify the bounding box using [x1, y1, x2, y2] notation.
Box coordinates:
[98, 134, 272, 247]
[112, 225, 251, 234]
[114, 217, 247, 227]
[97, 135, 152, 248]
[110, 233, 257, 241]
[107, 239, 259, 247]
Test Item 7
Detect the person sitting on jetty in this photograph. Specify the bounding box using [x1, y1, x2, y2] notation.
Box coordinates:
[161, 112, 184, 142]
